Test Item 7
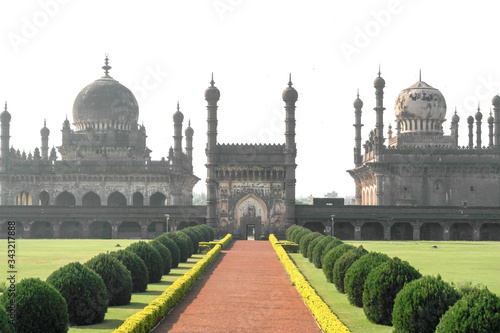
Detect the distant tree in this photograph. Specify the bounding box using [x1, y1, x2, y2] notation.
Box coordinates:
[193, 192, 207, 205]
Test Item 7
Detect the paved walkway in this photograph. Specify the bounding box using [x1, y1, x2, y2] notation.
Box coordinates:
[152, 240, 321, 332]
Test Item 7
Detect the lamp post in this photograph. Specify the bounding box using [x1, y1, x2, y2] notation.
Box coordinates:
[331, 214, 335, 238]
[165, 214, 170, 233]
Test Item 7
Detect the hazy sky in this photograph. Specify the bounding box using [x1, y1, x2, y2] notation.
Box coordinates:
[1, 0, 499, 198]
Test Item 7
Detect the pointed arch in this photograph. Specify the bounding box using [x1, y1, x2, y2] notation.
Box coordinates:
[82, 191, 101, 206]
[234, 193, 268, 226]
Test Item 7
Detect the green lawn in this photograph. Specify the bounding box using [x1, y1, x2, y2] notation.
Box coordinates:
[290, 241, 500, 333]
[0, 239, 205, 333]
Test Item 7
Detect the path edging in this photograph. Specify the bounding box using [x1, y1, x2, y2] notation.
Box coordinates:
[270, 234, 351, 333]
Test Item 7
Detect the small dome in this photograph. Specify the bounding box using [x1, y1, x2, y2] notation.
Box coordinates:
[205, 75, 220, 102]
[40, 121, 50, 136]
[451, 111, 460, 123]
[282, 75, 298, 103]
[185, 120, 194, 136]
[475, 109, 483, 121]
[1, 102, 11, 122]
[467, 115, 474, 124]
[353, 95, 363, 109]
[492, 95, 500, 107]
[488, 113, 494, 123]
[173, 103, 184, 123]
[374, 75, 385, 88]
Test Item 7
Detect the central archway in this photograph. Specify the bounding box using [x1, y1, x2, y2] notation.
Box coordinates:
[234, 194, 268, 239]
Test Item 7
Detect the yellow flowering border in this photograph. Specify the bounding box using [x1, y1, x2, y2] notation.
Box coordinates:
[270, 234, 350, 333]
[113, 234, 233, 333]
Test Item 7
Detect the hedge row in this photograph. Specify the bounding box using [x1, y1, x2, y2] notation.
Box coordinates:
[113, 233, 233, 333]
[270, 234, 350, 333]
[284, 224, 500, 332]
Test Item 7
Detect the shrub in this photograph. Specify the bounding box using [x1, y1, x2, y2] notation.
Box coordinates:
[293, 228, 312, 245]
[189, 226, 207, 243]
[194, 225, 211, 242]
[85, 253, 133, 306]
[179, 229, 199, 253]
[0, 306, 14, 333]
[286, 225, 301, 241]
[150, 240, 172, 275]
[435, 287, 500, 333]
[332, 246, 368, 293]
[299, 232, 322, 258]
[322, 243, 356, 283]
[166, 232, 189, 262]
[155, 234, 181, 268]
[290, 226, 307, 243]
[451, 281, 485, 296]
[362, 257, 422, 325]
[277, 241, 299, 253]
[176, 231, 194, 257]
[110, 249, 149, 292]
[0, 277, 68, 333]
[307, 235, 325, 262]
[392, 275, 460, 333]
[202, 224, 215, 240]
[320, 238, 344, 264]
[46, 262, 107, 325]
[126, 241, 164, 283]
[312, 236, 335, 268]
[344, 251, 390, 307]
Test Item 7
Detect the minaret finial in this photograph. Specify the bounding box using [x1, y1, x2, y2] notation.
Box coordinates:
[357, 88, 359, 99]
[44, 119, 46, 127]
[4, 101, 7, 111]
[378, 64, 381, 77]
[478, 102, 481, 112]
[419, 69, 421, 82]
[210, 72, 215, 87]
[188, 119, 191, 126]
[288, 73, 293, 87]
[454, 106, 457, 115]
[177, 101, 180, 111]
[102, 53, 111, 77]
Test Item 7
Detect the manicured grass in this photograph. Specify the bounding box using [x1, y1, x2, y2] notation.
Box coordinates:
[0, 239, 204, 333]
[290, 241, 500, 333]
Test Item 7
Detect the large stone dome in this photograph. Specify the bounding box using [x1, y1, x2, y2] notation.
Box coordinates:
[394, 81, 447, 135]
[72, 65, 138, 132]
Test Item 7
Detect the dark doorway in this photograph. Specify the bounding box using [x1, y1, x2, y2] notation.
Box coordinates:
[361, 222, 384, 240]
[420, 223, 443, 241]
[391, 222, 413, 240]
[240, 216, 261, 241]
[335, 222, 355, 240]
[246, 224, 256, 240]
[480, 223, 500, 241]
[450, 223, 473, 241]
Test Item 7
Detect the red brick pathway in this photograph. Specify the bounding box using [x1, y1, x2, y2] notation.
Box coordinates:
[152, 240, 321, 333]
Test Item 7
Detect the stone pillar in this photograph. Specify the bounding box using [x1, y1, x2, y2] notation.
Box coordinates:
[354, 220, 362, 240]
[82, 223, 90, 239]
[473, 222, 481, 241]
[112, 225, 118, 239]
[383, 224, 391, 241]
[53, 223, 60, 239]
[442, 224, 450, 241]
[141, 224, 148, 239]
[23, 223, 31, 239]
[411, 221, 421, 241]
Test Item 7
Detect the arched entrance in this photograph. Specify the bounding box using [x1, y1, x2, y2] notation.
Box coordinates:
[335, 222, 355, 240]
[89, 221, 112, 239]
[390, 222, 413, 240]
[133, 192, 144, 206]
[56, 191, 76, 206]
[235, 194, 267, 240]
[118, 222, 141, 239]
[420, 223, 443, 240]
[361, 222, 383, 240]
[31, 221, 53, 239]
[150, 192, 166, 206]
[450, 223, 473, 241]
[108, 192, 127, 206]
[480, 223, 500, 241]
[82, 192, 101, 206]
[60, 221, 82, 238]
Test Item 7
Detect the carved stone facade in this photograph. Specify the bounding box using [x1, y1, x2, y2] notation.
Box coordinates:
[204, 76, 298, 238]
[348, 71, 500, 206]
[0, 56, 199, 234]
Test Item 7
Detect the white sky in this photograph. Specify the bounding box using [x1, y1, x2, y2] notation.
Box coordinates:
[1, 0, 500, 198]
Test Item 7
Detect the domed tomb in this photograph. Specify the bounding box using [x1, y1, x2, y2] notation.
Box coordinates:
[394, 81, 447, 135]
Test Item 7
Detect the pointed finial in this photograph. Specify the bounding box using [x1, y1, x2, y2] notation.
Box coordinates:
[4, 101, 7, 111]
[177, 101, 180, 111]
[357, 88, 359, 99]
[378, 64, 381, 77]
[102, 53, 111, 77]
[188, 119, 191, 126]
[288, 73, 293, 87]
[454, 106, 457, 115]
[44, 119, 46, 127]
[210, 72, 215, 87]
[419, 69, 421, 82]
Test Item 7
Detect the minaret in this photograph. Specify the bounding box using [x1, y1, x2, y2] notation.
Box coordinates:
[475, 104, 482, 149]
[185, 120, 194, 171]
[353, 90, 363, 167]
[173, 102, 184, 169]
[282, 74, 298, 230]
[205, 74, 220, 229]
[373, 66, 386, 156]
[488, 109, 494, 147]
[41, 119, 50, 160]
[451, 108, 460, 148]
[492, 95, 500, 148]
[61, 116, 71, 147]
[0, 102, 11, 171]
[467, 115, 474, 148]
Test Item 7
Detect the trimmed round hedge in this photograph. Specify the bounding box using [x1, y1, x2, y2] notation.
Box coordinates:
[150, 240, 172, 275]
[195, 225, 211, 242]
[312, 236, 335, 268]
[435, 287, 500, 333]
[176, 231, 194, 257]
[85, 253, 132, 306]
[344, 251, 390, 307]
[332, 246, 368, 293]
[362, 257, 422, 325]
[188, 226, 206, 243]
[0, 277, 68, 333]
[392, 275, 460, 333]
[110, 249, 149, 292]
[322, 243, 356, 283]
[0, 306, 14, 333]
[166, 232, 189, 263]
[307, 235, 325, 262]
[286, 225, 301, 241]
[320, 238, 344, 264]
[290, 227, 307, 243]
[201, 224, 215, 240]
[126, 241, 163, 283]
[179, 229, 199, 253]
[46, 262, 108, 325]
[293, 228, 311, 245]
[299, 232, 322, 258]
[155, 234, 181, 268]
